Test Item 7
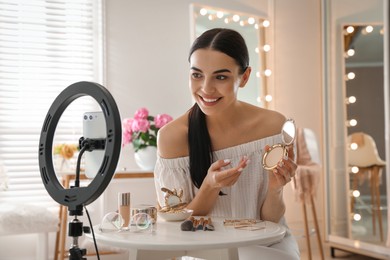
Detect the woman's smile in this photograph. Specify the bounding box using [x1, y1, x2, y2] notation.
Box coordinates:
[199, 95, 222, 106]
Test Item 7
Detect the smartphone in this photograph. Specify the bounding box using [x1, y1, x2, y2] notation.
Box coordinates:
[83, 111, 106, 179]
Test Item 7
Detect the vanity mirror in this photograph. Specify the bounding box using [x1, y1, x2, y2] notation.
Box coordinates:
[322, 0, 390, 258]
[262, 119, 296, 171]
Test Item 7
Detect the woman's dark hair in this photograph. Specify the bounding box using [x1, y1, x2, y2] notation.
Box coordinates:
[188, 28, 249, 193]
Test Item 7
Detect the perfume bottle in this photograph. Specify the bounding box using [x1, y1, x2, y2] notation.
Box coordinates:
[118, 192, 130, 230]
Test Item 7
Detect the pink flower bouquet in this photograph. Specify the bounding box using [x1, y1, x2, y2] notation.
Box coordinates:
[122, 107, 173, 152]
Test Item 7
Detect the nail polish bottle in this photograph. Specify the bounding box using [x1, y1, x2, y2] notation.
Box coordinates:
[118, 192, 130, 230]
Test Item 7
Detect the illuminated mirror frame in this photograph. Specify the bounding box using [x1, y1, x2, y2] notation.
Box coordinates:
[190, 4, 273, 109]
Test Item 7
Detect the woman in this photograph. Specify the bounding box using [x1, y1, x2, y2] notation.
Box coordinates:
[154, 28, 300, 259]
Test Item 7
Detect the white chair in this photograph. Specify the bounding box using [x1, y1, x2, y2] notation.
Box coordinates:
[0, 162, 58, 260]
[293, 127, 324, 260]
[0, 203, 58, 260]
[348, 132, 386, 242]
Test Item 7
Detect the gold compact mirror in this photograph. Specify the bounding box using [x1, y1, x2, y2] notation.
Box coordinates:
[262, 119, 296, 170]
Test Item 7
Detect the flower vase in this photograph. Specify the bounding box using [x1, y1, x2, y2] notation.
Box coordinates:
[134, 146, 157, 171]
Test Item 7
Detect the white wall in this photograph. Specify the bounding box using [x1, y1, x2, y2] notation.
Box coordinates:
[272, 0, 323, 227]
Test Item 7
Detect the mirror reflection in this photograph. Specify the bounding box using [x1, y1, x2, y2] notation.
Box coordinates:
[344, 24, 387, 244]
[262, 119, 296, 170]
[53, 96, 102, 188]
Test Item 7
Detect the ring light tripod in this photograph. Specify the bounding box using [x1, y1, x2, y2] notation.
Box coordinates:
[38, 81, 122, 259]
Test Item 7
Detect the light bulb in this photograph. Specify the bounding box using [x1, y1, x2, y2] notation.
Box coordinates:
[256, 71, 261, 78]
[265, 95, 273, 102]
[353, 213, 361, 221]
[347, 72, 355, 80]
[240, 21, 245, 26]
[200, 8, 207, 16]
[262, 20, 270, 27]
[348, 96, 356, 104]
[248, 17, 255, 24]
[233, 15, 240, 22]
[256, 96, 261, 103]
[255, 47, 259, 53]
[351, 166, 359, 174]
[208, 14, 213, 21]
[263, 44, 271, 52]
[216, 11, 224, 19]
[352, 190, 360, 198]
[254, 24, 259, 29]
[349, 119, 357, 126]
[264, 69, 272, 77]
[224, 18, 229, 24]
[350, 142, 358, 150]
[365, 25, 373, 33]
[346, 26, 354, 34]
[347, 48, 355, 57]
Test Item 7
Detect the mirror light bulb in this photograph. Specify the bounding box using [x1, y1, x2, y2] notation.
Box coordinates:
[256, 71, 261, 78]
[265, 95, 273, 102]
[350, 142, 358, 150]
[351, 166, 359, 174]
[248, 17, 255, 24]
[346, 26, 354, 34]
[352, 190, 360, 198]
[216, 11, 224, 18]
[348, 96, 356, 104]
[347, 49, 355, 57]
[233, 15, 240, 22]
[349, 119, 357, 126]
[365, 25, 373, 33]
[255, 47, 259, 53]
[262, 20, 270, 27]
[263, 44, 271, 52]
[200, 8, 207, 16]
[353, 213, 361, 221]
[264, 69, 272, 77]
[347, 72, 355, 80]
[254, 24, 259, 29]
[240, 21, 245, 26]
[224, 18, 229, 24]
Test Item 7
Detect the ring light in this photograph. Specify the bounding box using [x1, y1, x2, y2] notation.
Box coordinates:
[38, 81, 122, 213]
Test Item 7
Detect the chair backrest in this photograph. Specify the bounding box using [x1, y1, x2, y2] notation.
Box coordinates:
[347, 132, 386, 167]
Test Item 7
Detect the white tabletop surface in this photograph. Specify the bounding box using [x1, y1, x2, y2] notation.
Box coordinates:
[88, 217, 286, 251]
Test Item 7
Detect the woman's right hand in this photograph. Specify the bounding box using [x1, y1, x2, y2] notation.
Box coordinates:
[203, 156, 250, 191]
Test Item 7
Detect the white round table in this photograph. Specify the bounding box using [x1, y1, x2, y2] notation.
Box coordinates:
[87, 218, 287, 260]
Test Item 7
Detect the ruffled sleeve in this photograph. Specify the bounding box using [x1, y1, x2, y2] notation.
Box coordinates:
[154, 155, 195, 208]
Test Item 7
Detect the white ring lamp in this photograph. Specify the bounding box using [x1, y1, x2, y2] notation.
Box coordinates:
[38, 81, 122, 214]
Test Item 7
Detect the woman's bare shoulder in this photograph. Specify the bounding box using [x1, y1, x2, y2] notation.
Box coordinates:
[252, 106, 287, 137]
[157, 113, 189, 158]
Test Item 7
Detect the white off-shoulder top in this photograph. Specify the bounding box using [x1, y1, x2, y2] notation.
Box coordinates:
[154, 134, 282, 219]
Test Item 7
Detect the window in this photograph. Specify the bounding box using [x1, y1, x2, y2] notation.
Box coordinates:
[0, 0, 103, 209]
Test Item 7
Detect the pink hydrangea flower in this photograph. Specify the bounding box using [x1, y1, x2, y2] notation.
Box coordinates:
[132, 118, 150, 133]
[134, 107, 149, 120]
[154, 114, 173, 129]
[122, 107, 173, 152]
[122, 130, 132, 146]
[122, 118, 134, 133]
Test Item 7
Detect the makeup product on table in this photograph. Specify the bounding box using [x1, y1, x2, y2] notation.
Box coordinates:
[118, 192, 131, 230]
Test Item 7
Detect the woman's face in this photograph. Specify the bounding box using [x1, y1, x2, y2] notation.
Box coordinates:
[189, 48, 247, 116]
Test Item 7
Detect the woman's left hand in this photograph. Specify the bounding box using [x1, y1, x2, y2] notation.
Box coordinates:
[266, 145, 297, 191]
